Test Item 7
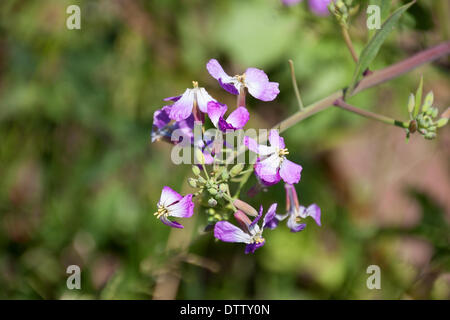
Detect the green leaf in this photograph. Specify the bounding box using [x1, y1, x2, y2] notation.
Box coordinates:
[347, 0, 416, 97]
[413, 75, 423, 117]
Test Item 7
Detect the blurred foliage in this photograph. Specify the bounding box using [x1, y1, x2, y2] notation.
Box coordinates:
[0, 0, 449, 299]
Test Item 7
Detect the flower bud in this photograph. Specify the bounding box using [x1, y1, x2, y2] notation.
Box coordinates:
[194, 148, 205, 165]
[221, 170, 229, 180]
[424, 132, 436, 140]
[208, 188, 217, 195]
[230, 163, 244, 177]
[192, 165, 201, 176]
[407, 93, 415, 114]
[436, 118, 449, 128]
[234, 210, 252, 232]
[208, 198, 217, 207]
[188, 178, 197, 188]
[219, 183, 228, 193]
[421, 91, 433, 113]
[233, 199, 258, 217]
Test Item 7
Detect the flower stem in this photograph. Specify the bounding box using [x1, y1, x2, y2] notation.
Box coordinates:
[333, 99, 408, 128]
[341, 25, 359, 63]
[288, 59, 305, 110]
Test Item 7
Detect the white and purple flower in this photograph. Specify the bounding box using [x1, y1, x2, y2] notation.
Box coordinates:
[266, 184, 321, 232]
[154, 186, 195, 229]
[166, 81, 216, 121]
[214, 204, 277, 254]
[207, 101, 250, 131]
[151, 105, 194, 144]
[244, 129, 302, 185]
[206, 59, 280, 102]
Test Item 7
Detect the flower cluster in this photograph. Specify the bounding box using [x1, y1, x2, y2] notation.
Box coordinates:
[152, 59, 321, 254]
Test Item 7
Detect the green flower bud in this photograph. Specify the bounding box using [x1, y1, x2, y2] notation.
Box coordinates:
[436, 118, 449, 128]
[421, 91, 434, 113]
[208, 198, 217, 207]
[407, 93, 415, 114]
[192, 165, 201, 176]
[221, 170, 229, 180]
[219, 183, 228, 193]
[208, 188, 217, 195]
[188, 178, 197, 188]
[430, 107, 438, 118]
[424, 132, 436, 140]
[194, 148, 205, 165]
[198, 176, 206, 184]
[230, 163, 244, 177]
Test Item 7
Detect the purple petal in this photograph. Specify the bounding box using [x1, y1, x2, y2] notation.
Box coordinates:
[244, 68, 280, 101]
[160, 216, 184, 229]
[196, 88, 216, 113]
[226, 107, 250, 130]
[268, 129, 285, 149]
[263, 203, 278, 228]
[207, 101, 227, 127]
[219, 78, 240, 95]
[153, 106, 172, 129]
[303, 204, 321, 226]
[308, 0, 332, 16]
[243, 136, 260, 154]
[164, 95, 182, 102]
[168, 194, 195, 218]
[159, 186, 183, 207]
[206, 59, 239, 95]
[245, 241, 265, 254]
[255, 160, 281, 186]
[279, 159, 302, 185]
[169, 89, 194, 121]
[214, 221, 252, 243]
[287, 215, 306, 233]
[264, 217, 279, 230]
[249, 206, 263, 229]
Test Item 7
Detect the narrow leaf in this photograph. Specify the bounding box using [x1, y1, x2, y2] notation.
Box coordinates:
[413, 76, 423, 117]
[348, 0, 416, 97]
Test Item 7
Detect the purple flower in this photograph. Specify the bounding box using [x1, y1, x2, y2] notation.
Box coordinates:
[214, 204, 277, 254]
[206, 59, 279, 102]
[166, 81, 216, 121]
[267, 184, 321, 232]
[244, 129, 302, 185]
[154, 186, 195, 228]
[281, 0, 332, 16]
[151, 105, 194, 144]
[207, 101, 250, 131]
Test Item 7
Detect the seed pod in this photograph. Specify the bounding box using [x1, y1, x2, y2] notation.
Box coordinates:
[407, 93, 415, 114]
[230, 163, 244, 177]
[233, 199, 258, 217]
[192, 165, 201, 176]
[421, 91, 434, 113]
[188, 178, 197, 188]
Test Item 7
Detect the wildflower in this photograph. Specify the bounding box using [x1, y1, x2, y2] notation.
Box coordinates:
[151, 105, 194, 144]
[244, 129, 302, 185]
[154, 186, 194, 228]
[266, 184, 321, 232]
[166, 81, 216, 121]
[214, 204, 277, 254]
[207, 101, 249, 131]
[206, 59, 279, 102]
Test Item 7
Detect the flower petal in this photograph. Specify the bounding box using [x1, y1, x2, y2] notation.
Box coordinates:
[245, 241, 265, 254]
[214, 221, 252, 243]
[268, 129, 285, 149]
[226, 107, 250, 130]
[160, 216, 184, 229]
[196, 88, 216, 113]
[206, 59, 239, 95]
[245, 68, 280, 101]
[301, 204, 321, 226]
[168, 194, 195, 218]
[153, 106, 172, 129]
[279, 159, 302, 184]
[207, 101, 227, 127]
[287, 214, 306, 233]
[308, 0, 332, 17]
[263, 203, 278, 229]
[249, 205, 263, 229]
[255, 159, 281, 186]
[164, 95, 182, 102]
[159, 186, 183, 207]
[169, 89, 194, 121]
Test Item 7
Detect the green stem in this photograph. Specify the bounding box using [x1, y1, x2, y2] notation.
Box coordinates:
[333, 99, 408, 128]
[341, 25, 359, 63]
[288, 59, 305, 110]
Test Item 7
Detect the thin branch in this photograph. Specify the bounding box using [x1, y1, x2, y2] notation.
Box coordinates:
[288, 59, 305, 110]
[341, 26, 359, 63]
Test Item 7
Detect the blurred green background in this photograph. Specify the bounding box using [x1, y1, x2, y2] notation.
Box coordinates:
[0, 0, 449, 299]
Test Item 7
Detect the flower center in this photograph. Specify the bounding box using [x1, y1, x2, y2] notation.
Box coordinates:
[192, 81, 199, 88]
[154, 205, 168, 219]
[278, 148, 289, 157]
[235, 74, 246, 84]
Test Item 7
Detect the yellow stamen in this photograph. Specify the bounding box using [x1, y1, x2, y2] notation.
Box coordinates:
[192, 81, 199, 88]
[279, 148, 289, 156]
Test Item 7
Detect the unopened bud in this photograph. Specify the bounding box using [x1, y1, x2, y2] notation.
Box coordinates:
[424, 132, 436, 140]
[421, 91, 434, 113]
[233, 199, 258, 217]
[234, 210, 252, 232]
[208, 198, 217, 207]
[219, 183, 228, 193]
[436, 118, 448, 128]
[208, 188, 217, 195]
[194, 148, 205, 165]
[192, 165, 201, 176]
[230, 163, 244, 177]
[408, 93, 415, 114]
[188, 178, 197, 188]
[221, 170, 229, 180]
